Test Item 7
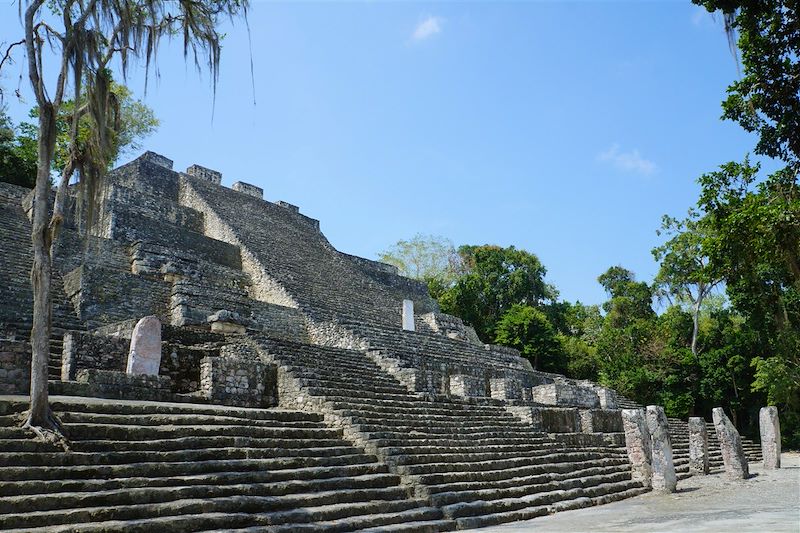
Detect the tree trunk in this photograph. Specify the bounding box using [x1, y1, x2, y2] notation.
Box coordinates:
[26, 104, 57, 429]
[691, 299, 701, 360]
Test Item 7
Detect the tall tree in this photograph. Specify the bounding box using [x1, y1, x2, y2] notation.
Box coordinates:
[378, 234, 461, 298]
[652, 210, 722, 358]
[2, 0, 248, 433]
[438, 245, 556, 342]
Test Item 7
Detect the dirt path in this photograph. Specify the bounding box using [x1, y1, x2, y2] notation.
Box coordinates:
[476, 452, 800, 532]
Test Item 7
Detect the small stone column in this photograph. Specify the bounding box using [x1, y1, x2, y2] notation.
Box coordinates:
[402, 300, 415, 331]
[621, 409, 652, 488]
[712, 407, 749, 480]
[688, 417, 709, 475]
[646, 405, 677, 492]
[759, 406, 781, 469]
[126, 316, 162, 376]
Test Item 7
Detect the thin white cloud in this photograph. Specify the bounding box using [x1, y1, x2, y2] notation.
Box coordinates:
[411, 16, 443, 42]
[598, 144, 657, 176]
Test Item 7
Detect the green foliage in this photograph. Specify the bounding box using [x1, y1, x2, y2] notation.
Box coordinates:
[693, 1, 799, 166]
[438, 245, 556, 342]
[17, 80, 158, 176]
[378, 234, 461, 291]
[494, 305, 562, 372]
[0, 110, 37, 188]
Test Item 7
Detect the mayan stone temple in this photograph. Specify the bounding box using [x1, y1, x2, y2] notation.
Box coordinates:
[0, 152, 765, 531]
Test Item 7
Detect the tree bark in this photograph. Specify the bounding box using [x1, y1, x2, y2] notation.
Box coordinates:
[26, 104, 57, 429]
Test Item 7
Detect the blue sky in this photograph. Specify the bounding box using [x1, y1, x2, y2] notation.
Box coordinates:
[0, 1, 771, 305]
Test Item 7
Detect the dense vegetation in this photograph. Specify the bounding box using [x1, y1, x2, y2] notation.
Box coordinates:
[381, 2, 799, 447]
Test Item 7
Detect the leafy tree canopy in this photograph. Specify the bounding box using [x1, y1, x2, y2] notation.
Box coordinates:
[438, 245, 557, 342]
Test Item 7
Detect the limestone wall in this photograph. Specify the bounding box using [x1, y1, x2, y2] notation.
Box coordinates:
[0, 341, 30, 394]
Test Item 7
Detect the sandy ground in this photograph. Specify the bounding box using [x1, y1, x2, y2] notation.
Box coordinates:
[476, 452, 800, 533]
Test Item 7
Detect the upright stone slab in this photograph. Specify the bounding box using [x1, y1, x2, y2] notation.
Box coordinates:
[712, 407, 749, 480]
[621, 409, 652, 487]
[688, 417, 709, 475]
[402, 300, 415, 331]
[126, 316, 162, 376]
[646, 405, 677, 492]
[759, 406, 781, 469]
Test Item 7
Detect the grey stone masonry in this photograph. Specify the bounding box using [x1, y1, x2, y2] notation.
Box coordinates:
[712, 407, 750, 480]
[580, 409, 623, 433]
[62, 331, 128, 381]
[646, 405, 677, 492]
[449, 373, 487, 398]
[531, 381, 600, 408]
[232, 181, 263, 199]
[200, 347, 277, 408]
[276, 200, 299, 212]
[622, 409, 652, 488]
[688, 416, 710, 475]
[0, 341, 29, 394]
[759, 406, 781, 469]
[489, 375, 523, 400]
[140, 151, 173, 169]
[186, 164, 222, 184]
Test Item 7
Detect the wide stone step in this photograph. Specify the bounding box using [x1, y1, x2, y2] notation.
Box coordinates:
[210, 507, 450, 533]
[0, 398, 323, 422]
[429, 469, 633, 507]
[57, 411, 326, 429]
[61, 423, 341, 441]
[346, 411, 524, 425]
[329, 400, 505, 417]
[349, 418, 530, 432]
[289, 370, 401, 388]
[386, 445, 610, 467]
[398, 450, 625, 476]
[0, 494, 430, 531]
[298, 379, 408, 396]
[0, 454, 379, 482]
[378, 441, 555, 457]
[70, 435, 350, 453]
[0, 481, 409, 515]
[414, 455, 629, 486]
[306, 388, 416, 403]
[369, 435, 556, 448]
[355, 426, 543, 439]
[0, 445, 366, 468]
[441, 478, 643, 519]
[422, 462, 632, 498]
[0, 464, 391, 497]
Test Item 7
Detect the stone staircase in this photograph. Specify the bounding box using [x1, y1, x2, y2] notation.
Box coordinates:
[257, 337, 648, 530]
[668, 417, 762, 479]
[0, 396, 451, 532]
[0, 189, 85, 380]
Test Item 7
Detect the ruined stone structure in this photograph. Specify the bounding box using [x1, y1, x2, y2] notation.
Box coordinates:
[0, 153, 763, 531]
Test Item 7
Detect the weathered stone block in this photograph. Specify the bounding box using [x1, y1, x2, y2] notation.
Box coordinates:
[759, 406, 781, 469]
[126, 316, 162, 376]
[688, 416, 709, 475]
[449, 373, 486, 398]
[276, 200, 299, 212]
[622, 408, 652, 487]
[489, 375, 522, 400]
[232, 181, 263, 199]
[712, 407, 749, 480]
[186, 164, 222, 185]
[646, 405, 677, 492]
[139, 151, 173, 169]
[580, 409, 623, 433]
[530, 381, 600, 408]
[596, 387, 617, 409]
